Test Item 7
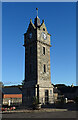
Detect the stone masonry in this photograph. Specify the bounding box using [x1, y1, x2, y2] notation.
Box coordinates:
[22, 12, 54, 106]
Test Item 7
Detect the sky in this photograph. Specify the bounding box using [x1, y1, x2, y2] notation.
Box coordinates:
[2, 2, 76, 86]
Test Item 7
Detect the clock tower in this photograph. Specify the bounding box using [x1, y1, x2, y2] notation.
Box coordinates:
[22, 8, 54, 106]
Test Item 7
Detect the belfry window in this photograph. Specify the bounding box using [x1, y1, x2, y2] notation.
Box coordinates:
[43, 28, 45, 31]
[43, 47, 45, 55]
[43, 64, 46, 73]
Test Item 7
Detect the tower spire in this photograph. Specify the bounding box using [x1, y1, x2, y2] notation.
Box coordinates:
[36, 8, 38, 17]
[34, 8, 40, 27]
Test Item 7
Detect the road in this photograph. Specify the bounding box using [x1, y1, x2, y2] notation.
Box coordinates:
[2, 111, 77, 119]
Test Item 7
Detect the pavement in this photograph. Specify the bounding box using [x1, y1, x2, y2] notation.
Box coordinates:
[2, 108, 68, 113]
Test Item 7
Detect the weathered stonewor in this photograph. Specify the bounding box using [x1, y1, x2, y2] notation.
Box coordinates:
[22, 11, 54, 107]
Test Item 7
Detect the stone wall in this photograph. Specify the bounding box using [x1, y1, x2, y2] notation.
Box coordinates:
[37, 42, 52, 87]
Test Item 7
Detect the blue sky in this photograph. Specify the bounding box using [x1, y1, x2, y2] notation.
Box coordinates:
[2, 2, 76, 86]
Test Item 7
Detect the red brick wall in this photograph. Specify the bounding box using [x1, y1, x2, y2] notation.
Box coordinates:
[3, 94, 22, 98]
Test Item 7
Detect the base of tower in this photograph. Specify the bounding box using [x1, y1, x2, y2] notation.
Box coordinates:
[22, 83, 54, 107]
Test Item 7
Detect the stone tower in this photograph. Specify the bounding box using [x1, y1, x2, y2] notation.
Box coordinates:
[22, 8, 54, 106]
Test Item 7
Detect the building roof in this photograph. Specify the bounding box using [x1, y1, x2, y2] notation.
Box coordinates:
[53, 88, 61, 94]
[58, 86, 78, 94]
[2, 87, 22, 94]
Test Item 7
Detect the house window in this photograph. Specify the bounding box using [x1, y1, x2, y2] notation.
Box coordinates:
[43, 64, 46, 73]
[43, 47, 45, 55]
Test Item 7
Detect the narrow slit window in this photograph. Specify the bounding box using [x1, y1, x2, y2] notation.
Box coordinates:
[43, 64, 46, 73]
[43, 47, 45, 55]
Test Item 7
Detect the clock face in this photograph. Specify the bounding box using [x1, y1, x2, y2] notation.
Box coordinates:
[41, 32, 47, 40]
[29, 33, 32, 39]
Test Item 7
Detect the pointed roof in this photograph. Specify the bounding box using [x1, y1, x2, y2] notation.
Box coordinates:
[34, 8, 41, 27]
[34, 16, 41, 27]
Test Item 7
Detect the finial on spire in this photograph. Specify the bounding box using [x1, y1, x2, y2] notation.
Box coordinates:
[36, 8, 38, 16]
[30, 19, 32, 23]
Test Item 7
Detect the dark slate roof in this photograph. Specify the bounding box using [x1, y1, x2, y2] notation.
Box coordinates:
[2, 87, 22, 94]
[58, 86, 78, 94]
[53, 88, 61, 94]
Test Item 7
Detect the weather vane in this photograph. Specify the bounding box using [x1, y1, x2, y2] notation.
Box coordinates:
[36, 8, 38, 16]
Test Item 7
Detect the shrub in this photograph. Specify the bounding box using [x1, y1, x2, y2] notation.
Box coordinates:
[33, 96, 39, 106]
[32, 96, 41, 110]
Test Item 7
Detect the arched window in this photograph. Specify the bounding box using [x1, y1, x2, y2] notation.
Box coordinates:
[43, 64, 46, 73]
[43, 47, 45, 55]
